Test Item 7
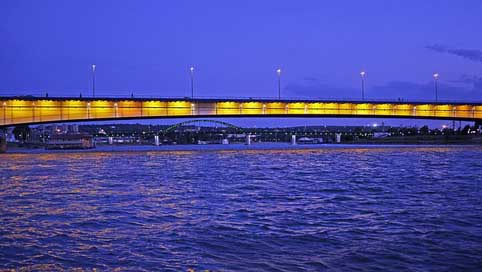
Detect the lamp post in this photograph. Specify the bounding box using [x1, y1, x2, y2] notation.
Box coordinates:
[360, 71, 366, 101]
[433, 73, 439, 102]
[276, 68, 281, 99]
[92, 64, 96, 98]
[190, 66, 194, 99]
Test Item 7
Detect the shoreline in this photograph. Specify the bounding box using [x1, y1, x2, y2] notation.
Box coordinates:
[3, 142, 482, 154]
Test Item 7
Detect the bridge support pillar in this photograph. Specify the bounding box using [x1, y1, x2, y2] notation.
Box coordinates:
[154, 135, 160, 146]
[245, 134, 251, 145]
[335, 133, 342, 143]
[0, 129, 7, 153]
[291, 134, 297, 145]
[108, 136, 113, 145]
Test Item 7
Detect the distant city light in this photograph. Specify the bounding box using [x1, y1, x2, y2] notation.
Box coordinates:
[372, 123, 378, 127]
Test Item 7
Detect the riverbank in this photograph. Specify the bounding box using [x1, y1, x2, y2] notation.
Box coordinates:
[3, 142, 482, 154]
[348, 135, 482, 145]
[4, 135, 482, 154]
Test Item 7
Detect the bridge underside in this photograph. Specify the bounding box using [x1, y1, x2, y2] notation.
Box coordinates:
[1, 97, 482, 127]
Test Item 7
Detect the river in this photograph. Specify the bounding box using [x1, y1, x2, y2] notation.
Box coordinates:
[1, 144, 481, 271]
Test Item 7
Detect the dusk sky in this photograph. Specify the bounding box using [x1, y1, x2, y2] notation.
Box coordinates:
[2, 0, 482, 126]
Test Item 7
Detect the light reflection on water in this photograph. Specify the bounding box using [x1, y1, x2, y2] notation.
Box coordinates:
[1, 145, 482, 271]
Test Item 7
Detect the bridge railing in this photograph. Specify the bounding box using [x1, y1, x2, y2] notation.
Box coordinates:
[2, 93, 482, 104]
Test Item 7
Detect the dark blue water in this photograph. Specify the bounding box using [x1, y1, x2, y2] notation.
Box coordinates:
[1, 145, 482, 271]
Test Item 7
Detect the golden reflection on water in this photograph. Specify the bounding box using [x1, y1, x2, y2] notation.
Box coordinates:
[4, 145, 478, 160]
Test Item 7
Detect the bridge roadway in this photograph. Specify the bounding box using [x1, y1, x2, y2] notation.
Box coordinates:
[1, 96, 482, 127]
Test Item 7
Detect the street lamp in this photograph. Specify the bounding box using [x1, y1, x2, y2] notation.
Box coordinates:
[433, 73, 439, 102]
[92, 64, 96, 98]
[360, 71, 366, 100]
[190, 66, 194, 99]
[276, 68, 282, 99]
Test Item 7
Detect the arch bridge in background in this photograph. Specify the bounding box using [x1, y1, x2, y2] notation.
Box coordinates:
[163, 119, 243, 134]
[2, 96, 482, 128]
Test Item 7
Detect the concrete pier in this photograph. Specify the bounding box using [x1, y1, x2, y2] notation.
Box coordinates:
[0, 131, 7, 153]
[154, 135, 160, 146]
[245, 134, 252, 145]
[291, 134, 297, 145]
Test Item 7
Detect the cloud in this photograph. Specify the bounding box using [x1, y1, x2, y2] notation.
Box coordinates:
[285, 74, 482, 101]
[371, 77, 482, 101]
[426, 44, 482, 62]
[284, 77, 358, 99]
[453, 74, 482, 91]
[371, 81, 432, 99]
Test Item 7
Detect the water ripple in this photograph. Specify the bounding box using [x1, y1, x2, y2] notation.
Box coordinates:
[1, 146, 482, 271]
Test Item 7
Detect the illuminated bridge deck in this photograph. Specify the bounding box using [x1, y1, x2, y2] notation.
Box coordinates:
[2, 96, 482, 127]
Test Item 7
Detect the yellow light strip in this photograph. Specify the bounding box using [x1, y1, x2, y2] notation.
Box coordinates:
[1, 99, 481, 126]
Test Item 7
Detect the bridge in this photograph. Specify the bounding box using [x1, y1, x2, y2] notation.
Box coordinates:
[163, 119, 243, 134]
[1, 96, 482, 127]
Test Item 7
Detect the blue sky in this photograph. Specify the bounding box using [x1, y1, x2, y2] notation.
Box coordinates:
[1, 0, 481, 127]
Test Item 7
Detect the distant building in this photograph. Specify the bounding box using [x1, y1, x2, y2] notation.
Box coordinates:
[46, 133, 95, 149]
